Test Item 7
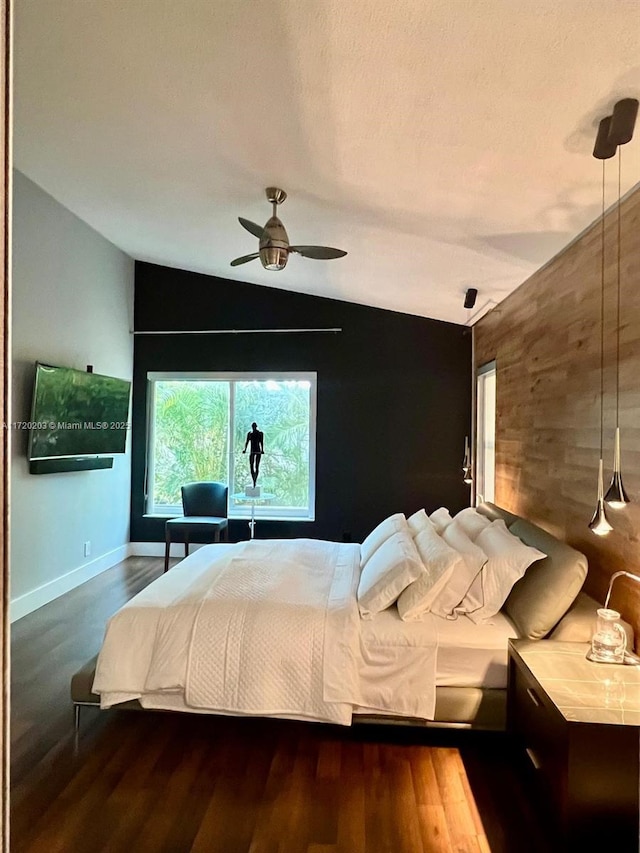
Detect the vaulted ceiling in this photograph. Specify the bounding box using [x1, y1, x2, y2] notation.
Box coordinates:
[13, 0, 640, 323]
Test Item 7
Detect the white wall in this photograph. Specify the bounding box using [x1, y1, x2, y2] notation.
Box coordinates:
[11, 171, 134, 619]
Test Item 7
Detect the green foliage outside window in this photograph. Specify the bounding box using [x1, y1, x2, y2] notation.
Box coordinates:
[153, 382, 229, 506]
[234, 381, 310, 507]
[152, 379, 311, 512]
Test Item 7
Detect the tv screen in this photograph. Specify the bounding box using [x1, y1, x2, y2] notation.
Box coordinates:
[28, 363, 132, 459]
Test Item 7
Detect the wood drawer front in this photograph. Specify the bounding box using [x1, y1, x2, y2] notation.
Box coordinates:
[510, 661, 566, 808]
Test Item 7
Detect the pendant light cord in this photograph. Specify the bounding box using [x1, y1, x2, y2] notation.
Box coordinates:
[600, 159, 605, 459]
[615, 147, 622, 429]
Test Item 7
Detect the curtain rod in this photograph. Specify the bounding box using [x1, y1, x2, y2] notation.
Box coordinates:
[132, 328, 342, 336]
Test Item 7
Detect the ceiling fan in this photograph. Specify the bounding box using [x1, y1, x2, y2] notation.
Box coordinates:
[230, 187, 347, 271]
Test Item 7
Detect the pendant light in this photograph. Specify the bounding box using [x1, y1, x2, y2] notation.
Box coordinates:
[589, 117, 615, 536]
[590, 458, 613, 535]
[604, 98, 638, 508]
[462, 436, 472, 485]
[604, 147, 629, 508]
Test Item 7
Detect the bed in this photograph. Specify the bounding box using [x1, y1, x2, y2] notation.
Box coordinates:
[75, 502, 603, 731]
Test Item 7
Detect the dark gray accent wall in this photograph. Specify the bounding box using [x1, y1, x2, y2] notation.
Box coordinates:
[132, 262, 472, 543]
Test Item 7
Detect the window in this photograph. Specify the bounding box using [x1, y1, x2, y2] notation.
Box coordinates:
[476, 361, 496, 504]
[146, 372, 316, 520]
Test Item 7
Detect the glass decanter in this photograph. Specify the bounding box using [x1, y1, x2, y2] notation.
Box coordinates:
[588, 608, 627, 664]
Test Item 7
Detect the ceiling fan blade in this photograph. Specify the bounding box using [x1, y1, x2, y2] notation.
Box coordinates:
[289, 245, 347, 260]
[238, 217, 265, 239]
[230, 252, 260, 267]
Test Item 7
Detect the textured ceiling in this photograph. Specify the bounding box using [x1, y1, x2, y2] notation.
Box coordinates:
[13, 0, 640, 324]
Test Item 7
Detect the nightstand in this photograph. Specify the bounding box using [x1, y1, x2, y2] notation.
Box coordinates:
[508, 639, 640, 851]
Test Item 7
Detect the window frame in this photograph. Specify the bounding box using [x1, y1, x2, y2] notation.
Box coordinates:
[145, 371, 317, 521]
[475, 360, 496, 504]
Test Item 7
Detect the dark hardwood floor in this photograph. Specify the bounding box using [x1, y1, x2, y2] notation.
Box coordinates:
[10, 557, 556, 852]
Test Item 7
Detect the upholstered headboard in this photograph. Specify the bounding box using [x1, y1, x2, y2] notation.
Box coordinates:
[476, 502, 589, 640]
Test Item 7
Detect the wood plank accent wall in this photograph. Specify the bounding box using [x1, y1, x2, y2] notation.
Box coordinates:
[474, 183, 640, 643]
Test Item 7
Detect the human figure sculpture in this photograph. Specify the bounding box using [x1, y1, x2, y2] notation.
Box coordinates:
[242, 422, 264, 487]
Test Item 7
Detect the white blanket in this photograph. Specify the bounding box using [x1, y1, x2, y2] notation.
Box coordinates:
[184, 539, 360, 723]
[95, 539, 363, 724]
[93, 539, 438, 724]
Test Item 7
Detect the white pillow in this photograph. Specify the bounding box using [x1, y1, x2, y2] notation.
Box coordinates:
[407, 509, 434, 538]
[453, 507, 491, 541]
[397, 525, 466, 621]
[455, 571, 484, 617]
[360, 513, 408, 565]
[429, 507, 453, 534]
[357, 530, 425, 619]
[429, 520, 487, 618]
[466, 520, 546, 624]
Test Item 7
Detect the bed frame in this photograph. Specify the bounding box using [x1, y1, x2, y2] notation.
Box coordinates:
[71, 502, 608, 732]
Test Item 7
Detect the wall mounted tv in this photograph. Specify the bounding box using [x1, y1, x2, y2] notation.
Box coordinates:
[28, 362, 131, 474]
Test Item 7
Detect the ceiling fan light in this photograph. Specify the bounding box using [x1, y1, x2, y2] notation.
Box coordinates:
[260, 246, 288, 271]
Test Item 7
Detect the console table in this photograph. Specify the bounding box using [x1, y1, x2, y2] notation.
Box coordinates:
[508, 639, 640, 850]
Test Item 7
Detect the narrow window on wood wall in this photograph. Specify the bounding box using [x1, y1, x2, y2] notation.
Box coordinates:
[476, 362, 496, 504]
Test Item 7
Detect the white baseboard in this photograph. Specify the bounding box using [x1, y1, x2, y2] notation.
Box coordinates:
[10, 542, 212, 621]
[10, 543, 131, 623]
[129, 542, 207, 558]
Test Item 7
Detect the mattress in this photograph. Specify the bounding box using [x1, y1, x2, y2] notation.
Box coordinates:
[435, 610, 519, 687]
[359, 605, 519, 690]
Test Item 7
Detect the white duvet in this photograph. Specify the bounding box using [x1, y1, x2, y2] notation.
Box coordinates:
[94, 538, 438, 725]
[93, 539, 438, 724]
